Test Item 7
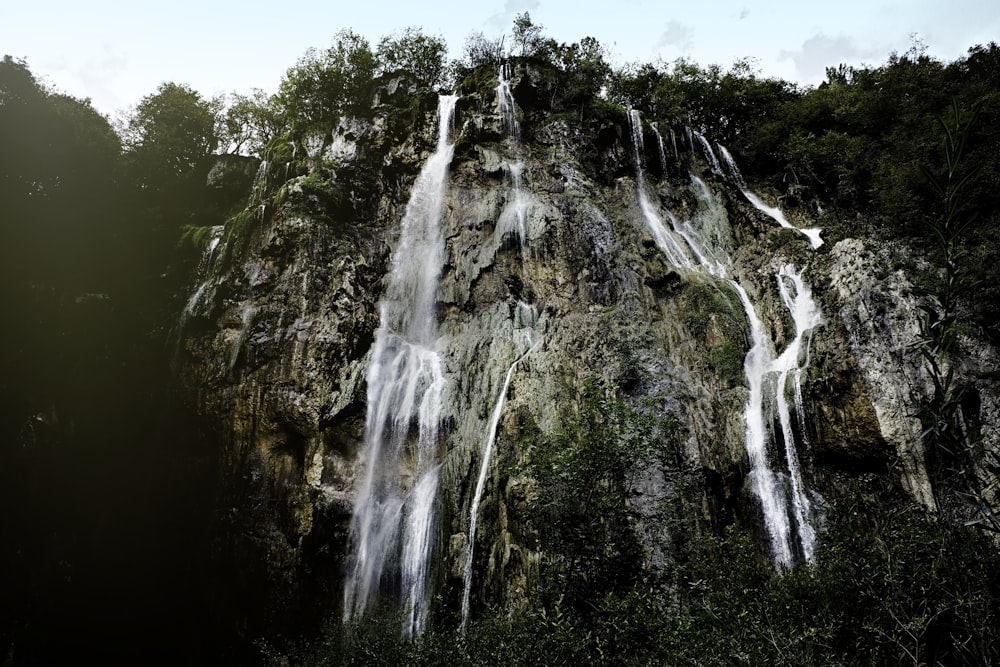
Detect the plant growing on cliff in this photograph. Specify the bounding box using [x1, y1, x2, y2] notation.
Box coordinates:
[527, 378, 669, 613]
[913, 99, 995, 527]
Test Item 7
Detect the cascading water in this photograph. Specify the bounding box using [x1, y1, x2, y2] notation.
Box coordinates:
[496, 64, 530, 247]
[496, 63, 520, 141]
[174, 227, 225, 368]
[734, 267, 822, 565]
[627, 110, 692, 269]
[717, 144, 824, 249]
[651, 122, 669, 175]
[691, 128, 722, 174]
[772, 265, 822, 560]
[459, 302, 540, 635]
[626, 114, 823, 565]
[227, 305, 257, 375]
[499, 161, 530, 246]
[251, 159, 268, 202]
[343, 95, 458, 637]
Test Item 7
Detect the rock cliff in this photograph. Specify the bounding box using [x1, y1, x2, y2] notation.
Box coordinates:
[175, 65, 999, 643]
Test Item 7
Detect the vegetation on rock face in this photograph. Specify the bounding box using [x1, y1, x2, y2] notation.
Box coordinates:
[276, 463, 1000, 666]
[525, 378, 670, 613]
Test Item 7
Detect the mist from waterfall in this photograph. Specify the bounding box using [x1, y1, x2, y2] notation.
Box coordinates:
[343, 95, 458, 637]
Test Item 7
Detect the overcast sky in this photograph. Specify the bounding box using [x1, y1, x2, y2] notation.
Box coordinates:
[4, 0, 997, 117]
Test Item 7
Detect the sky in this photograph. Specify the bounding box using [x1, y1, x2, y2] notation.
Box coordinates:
[4, 0, 997, 118]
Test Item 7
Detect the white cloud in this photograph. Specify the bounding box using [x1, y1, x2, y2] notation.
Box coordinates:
[739, 8, 750, 19]
[485, 0, 542, 33]
[778, 33, 882, 84]
[655, 20, 694, 53]
[40, 44, 129, 112]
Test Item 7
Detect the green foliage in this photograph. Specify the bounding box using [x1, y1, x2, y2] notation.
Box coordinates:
[120, 81, 219, 184]
[376, 27, 448, 89]
[526, 378, 670, 613]
[269, 476, 1000, 666]
[609, 57, 798, 144]
[461, 31, 505, 70]
[218, 89, 285, 157]
[278, 30, 376, 134]
[547, 36, 612, 108]
[179, 224, 220, 251]
[707, 342, 745, 386]
[912, 99, 1000, 532]
[680, 282, 748, 386]
[0, 55, 125, 290]
[511, 12, 544, 58]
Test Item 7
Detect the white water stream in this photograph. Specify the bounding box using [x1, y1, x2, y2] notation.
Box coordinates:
[629, 112, 823, 565]
[496, 64, 531, 247]
[343, 95, 458, 636]
[628, 110, 693, 269]
[716, 144, 824, 249]
[174, 227, 225, 369]
[459, 302, 539, 634]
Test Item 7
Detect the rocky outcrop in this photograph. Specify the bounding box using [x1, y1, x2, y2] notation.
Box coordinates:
[175, 65, 1000, 641]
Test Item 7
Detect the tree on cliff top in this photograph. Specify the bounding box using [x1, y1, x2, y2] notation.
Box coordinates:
[376, 27, 448, 90]
[278, 29, 376, 134]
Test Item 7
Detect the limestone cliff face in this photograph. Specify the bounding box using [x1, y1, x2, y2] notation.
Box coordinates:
[176, 66, 999, 637]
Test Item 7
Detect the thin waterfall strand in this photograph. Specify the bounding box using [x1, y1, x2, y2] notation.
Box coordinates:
[651, 122, 669, 175]
[717, 144, 823, 249]
[627, 110, 692, 268]
[733, 282, 796, 565]
[692, 129, 722, 173]
[459, 303, 539, 634]
[496, 65, 530, 247]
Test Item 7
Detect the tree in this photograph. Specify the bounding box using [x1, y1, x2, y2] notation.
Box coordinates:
[121, 82, 219, 185]
[512, 12, 544, 58]
[553, 36, 611, 105]
[375, 27, 448, 89]
[0, 56, 124, 289]
[462, 31, 504, 70]
[278, 30, 375, 133]
[217, 89, 284, 157]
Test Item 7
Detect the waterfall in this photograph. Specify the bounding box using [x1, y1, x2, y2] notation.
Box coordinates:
[625, 116, 823, 564]
[460, 302, 539, 634]
[343, 95, 458, 637]
[496, 64, 531, 247]
[732, 267, 822, 565]
[773, 265, 822, 560]
[733, 281, 795, 565]
[717, 144, 824, 249]
[627, 110, 693, 269]
[499, 160, 530, 247]
[496, 63, 520, 140]
[651, 122, 669, 175]
[227, 305, 257, 375]
[251, 159, 268, 203]
[691, 129, 722, 173]
[174, 227, 225, 368]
